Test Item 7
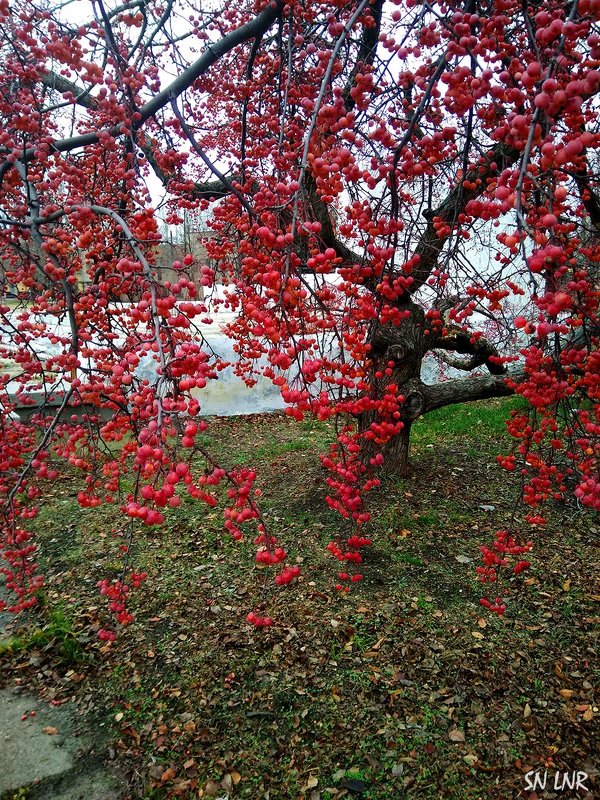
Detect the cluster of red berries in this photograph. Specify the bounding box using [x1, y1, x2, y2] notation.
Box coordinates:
[246, 612, 273, 627]
[275, 565, 301, 585]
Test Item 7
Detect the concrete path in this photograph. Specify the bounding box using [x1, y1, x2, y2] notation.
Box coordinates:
[0, 583, 124, 799]
[0, 688, 123, 800]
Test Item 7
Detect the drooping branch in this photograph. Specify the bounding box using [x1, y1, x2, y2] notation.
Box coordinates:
[170, 98, 255, 217]
[137, 135, 238, 200]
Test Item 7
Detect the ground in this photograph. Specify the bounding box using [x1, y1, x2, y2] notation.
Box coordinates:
[0, 398, 598, 799]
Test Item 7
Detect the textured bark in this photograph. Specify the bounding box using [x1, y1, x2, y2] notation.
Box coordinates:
[359, 301, 427, 476]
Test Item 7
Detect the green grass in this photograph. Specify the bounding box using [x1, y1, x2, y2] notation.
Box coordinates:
[412, 396, 527, 445]
[0, 605, 87, 664]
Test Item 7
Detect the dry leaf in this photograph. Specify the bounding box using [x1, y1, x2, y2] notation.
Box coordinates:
[161, 767, 176, 782]
[562, 579, 571, 592]
[449, 729, 465, 743]
[583, 707, 594, 721]
[231, 771, 241, 785]
[463, 754, 478, 766]
[221, 773, 233, 792]
[148, 765, 164, 780]
[42, 726, 58, 735]
[203, 780, 222, 797]
[471, 631, 484, 640]
[477, 617, 487, 629]
[523, 704, 532, 718]
[559, 689, 574, 699]
[305, 775, 319, 789]
[183, 759, 195, 770]
[114, 711, 124, 722]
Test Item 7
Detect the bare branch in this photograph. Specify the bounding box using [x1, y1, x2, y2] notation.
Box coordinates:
[421, 370, 523, 413]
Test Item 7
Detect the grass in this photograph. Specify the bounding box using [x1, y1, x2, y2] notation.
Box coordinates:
[0, 605, 87, 664]
[1, 397, 598, 800]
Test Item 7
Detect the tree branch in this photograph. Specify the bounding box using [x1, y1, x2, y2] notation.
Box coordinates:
[429, 328, 506, 375]
[342, 0, 384, 112]
[421, 370, 523, 413]
[573, 163, 600, 232]
[39, 70, 97, 109]
[407, 143, 521, 294]
[1, 0, 285, 166]
[303, 172, 362, 265]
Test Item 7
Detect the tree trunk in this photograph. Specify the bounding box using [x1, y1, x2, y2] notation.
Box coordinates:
[382, 421, 412, 477]
[359, 301, 427, 476]
[358, 301, 521, 476]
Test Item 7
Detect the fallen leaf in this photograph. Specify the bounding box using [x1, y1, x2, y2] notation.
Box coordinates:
[523, 704, 532, 718]
[583, 707, 594, 721]
[231, 771, 241, 785]
[341, 777, 366, 793]
[449, 729, 465, 743]
[562, 579, 571, 592]
[471, 631, 484, 640]
[114, 712, 124, 722]
[203, 781, 223, 797]
[183, 759, 195, 770]
[161, 767, 176, 782]
[477, 617, 487, 629]
[221, 773, 233, 792]
[148, 765, 164, 780]
[463, 754, 478, 766]
[559, 689, 574, 699]
[455, 555, 472, 564]
[305, 775, 319, 789]
[42, 726, 58, 735]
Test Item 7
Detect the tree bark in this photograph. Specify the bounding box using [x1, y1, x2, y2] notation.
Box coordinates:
[359, 301, 427, 476]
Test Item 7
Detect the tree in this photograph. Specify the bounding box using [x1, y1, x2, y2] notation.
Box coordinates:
[0, 0, 598, 627]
